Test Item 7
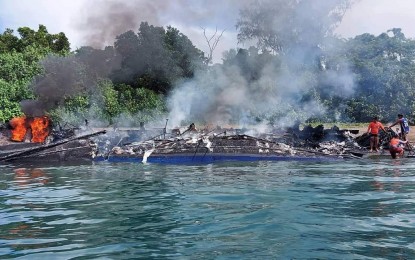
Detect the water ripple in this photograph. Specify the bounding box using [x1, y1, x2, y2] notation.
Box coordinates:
[0, 161, 414, 258]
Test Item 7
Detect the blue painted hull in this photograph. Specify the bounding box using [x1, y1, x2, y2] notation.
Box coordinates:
[95, 153, 340, 164]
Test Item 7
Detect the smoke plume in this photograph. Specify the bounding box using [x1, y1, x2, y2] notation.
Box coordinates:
[23, 0, 356, 131]
[166, 0, 356, 131]
[77, 0, 252, 49]
[22, 47, 121, 118]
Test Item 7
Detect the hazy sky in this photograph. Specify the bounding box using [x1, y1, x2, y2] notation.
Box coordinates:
[1, 0, 414, 63]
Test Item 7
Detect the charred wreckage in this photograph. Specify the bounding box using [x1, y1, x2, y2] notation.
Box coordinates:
[0, 116, 409, 164]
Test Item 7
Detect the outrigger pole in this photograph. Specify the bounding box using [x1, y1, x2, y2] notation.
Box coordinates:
[163, 119, 169, 139]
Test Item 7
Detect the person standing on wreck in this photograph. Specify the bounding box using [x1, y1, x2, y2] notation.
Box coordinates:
[389, 114, 410, 141]
[367, 116, 386, 152]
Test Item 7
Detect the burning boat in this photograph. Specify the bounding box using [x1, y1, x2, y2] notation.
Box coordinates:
[0, 115, 105, 163]
[1, 117, 409, 164]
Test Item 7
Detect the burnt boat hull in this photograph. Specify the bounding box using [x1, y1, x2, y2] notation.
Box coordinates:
[0, 131, 106, 163]
[0, 140, 94, 163]
[95, 153, 341, 164]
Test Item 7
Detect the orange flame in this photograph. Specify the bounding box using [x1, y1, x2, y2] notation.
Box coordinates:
[10, 116, 27, 142]
[30, 116, 50, 143]
[10, 116, 50, 143]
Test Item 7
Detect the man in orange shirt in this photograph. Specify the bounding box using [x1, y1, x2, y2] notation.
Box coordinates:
[367, 116, 386, 152]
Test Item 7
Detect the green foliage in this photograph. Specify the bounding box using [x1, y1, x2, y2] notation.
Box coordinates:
[344, 28, 415, 122]
[236, 0, 352, 53]
[0, 25, 70, 54]
[0, 49, 42, 82]
[0, 29, 19, 53]
[0, 48, 43, 122]
[134, 87, 166, 111]
[0, 79, 25, 121]
[0, 23, 187, 125]
[112, 22, 206, 94]
[100, 80, 122, 120]
[165, 26, 206, 76]
[3, 21, 415, 127]
[50, 80, 166, 125]
[116, 84, 165, 114]
[0, 25, 71, 122]
[64, 95, 90, 111]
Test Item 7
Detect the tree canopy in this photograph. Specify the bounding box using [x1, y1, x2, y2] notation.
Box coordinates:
[1, 21, 415, 126]
[0, 24, 70, 54]
[236, 0, 352, 54]
[0, 25, 70, 122]
[112, 22, 206, 93]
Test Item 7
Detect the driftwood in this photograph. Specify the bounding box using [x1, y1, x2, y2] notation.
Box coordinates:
[0, 130, 106, 162]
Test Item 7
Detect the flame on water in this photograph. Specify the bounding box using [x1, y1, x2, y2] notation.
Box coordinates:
[10, 116, 27, 142]
[10, 116, 50, 143]
[30, 116, 50, 143]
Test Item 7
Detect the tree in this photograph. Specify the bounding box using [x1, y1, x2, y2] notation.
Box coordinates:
[201, 27, 225, 64]
[0, 45, 47, 122]
[75, 46, 121, 79]
[112, 22, 206, 94]
[236, 0, 352, 54]
[165, 26, 205, 76]
[0, 25, 71, 121]
[0, 25, 70, 54]
[222, 47, 280, 82]
[344, 29, 415, 121]
[0, 29, 20, 53]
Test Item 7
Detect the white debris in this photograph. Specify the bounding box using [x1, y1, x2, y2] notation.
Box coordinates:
[142, 148, 154, 163]
[112, 146, 123, 155]
[202, 136, 213, 152]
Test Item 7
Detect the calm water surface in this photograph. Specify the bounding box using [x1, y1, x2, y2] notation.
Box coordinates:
[0, 159, 414, 259]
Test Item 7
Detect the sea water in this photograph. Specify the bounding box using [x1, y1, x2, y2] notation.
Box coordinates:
[0, 159, 414, 259]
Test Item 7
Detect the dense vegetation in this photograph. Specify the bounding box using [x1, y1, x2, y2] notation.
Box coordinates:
[0, 23, 204, 125]
[1, 3, 415, 126]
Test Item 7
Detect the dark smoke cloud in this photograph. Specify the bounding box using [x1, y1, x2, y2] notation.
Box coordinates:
[22, 48, 121, 117]
[22, 0, 355, 130]
[22, 56, 85, 116]
[77, 0, 253, 48]
[78, 0, 169, 48]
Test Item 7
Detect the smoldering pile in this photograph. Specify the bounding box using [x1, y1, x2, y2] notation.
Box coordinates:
[100, 123, 366, 161]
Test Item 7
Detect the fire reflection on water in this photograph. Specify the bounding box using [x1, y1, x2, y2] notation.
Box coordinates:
[0, 168, 50, 243]
[14, 168, 49, 187]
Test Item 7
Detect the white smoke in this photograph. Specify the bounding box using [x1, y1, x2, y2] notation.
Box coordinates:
[165, 0, 357, 131]
[66, 0, 356, 131]
[167, 57, 330, 131]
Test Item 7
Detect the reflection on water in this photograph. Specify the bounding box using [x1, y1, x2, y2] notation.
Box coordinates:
[13, 168, 49, 187]
[0, 159, 414, 258]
